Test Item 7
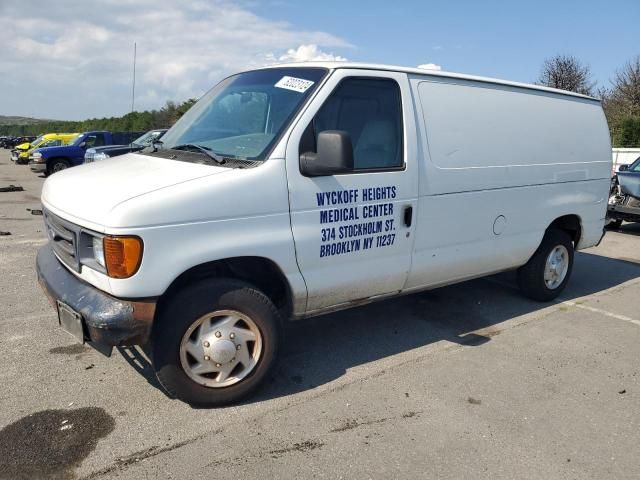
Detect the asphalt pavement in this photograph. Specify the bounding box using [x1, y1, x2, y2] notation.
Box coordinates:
[0, 150, 638, 479]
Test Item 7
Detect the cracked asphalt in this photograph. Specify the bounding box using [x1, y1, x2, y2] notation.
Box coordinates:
[0, 150, 639, 479]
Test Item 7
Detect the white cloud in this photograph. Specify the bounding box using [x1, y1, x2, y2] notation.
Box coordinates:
[417, 63, 442, 71]
[270, 44, 348, 63]
[0, 0, 350, 120]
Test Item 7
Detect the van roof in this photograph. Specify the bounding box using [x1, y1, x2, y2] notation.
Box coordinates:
[259, 62, 598, 101]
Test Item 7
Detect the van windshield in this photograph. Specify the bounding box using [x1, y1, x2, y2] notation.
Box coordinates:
[159, 67, 327, 161]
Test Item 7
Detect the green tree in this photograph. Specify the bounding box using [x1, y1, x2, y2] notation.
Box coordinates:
[601, 56, 640, 146]
[0, 98, 199, 136]
[614, 117, 640, 147]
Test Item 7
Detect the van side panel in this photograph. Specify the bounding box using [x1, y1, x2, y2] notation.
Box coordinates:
[405, 75, 611, 291]
[415, 78, 611, 194]
[404, 179, 608, 291]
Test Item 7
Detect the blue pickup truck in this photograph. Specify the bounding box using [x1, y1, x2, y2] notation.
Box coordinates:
[29, 130, 143, 175]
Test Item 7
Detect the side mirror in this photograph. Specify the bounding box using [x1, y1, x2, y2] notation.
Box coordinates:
[300, 130, 354, 177]
[151, 139, 164, 152]
[79, 141, 87, 149]
[619, 164, 629, 172]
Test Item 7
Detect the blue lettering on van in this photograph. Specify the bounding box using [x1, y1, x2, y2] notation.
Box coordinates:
[316, 185, 400, 258]
[320, 239, 361, 257]
[316, 189, 359, 206]
[361, 186, 396, 202]
[320, 207, 359, 224]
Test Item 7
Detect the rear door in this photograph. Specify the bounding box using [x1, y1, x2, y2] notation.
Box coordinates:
[284, 69, 419, 313]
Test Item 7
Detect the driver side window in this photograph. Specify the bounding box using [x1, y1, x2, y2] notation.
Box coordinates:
[84, 134, 106, 148]
[300, 77, 404, 171]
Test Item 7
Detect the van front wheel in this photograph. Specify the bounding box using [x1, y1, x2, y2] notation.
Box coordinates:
[517, 229, 574, 302]
[152, 278, 280, 406]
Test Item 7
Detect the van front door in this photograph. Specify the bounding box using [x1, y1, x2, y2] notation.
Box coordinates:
[285, 70, 419, 313]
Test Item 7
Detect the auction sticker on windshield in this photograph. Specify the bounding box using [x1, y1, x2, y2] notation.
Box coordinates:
[274, 76, 315, 93]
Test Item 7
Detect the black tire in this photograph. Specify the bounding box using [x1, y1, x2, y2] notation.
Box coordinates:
[517, 229, 574, 302]
[152, 278, 280, 406]
[47, 158, 70, 175]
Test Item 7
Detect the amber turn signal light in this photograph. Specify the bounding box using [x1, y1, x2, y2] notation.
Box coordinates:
[103, 236, 143, 279]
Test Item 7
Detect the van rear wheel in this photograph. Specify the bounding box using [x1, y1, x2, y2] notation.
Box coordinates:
[152, 278, 279, 406]
[517, 229, 574, 302]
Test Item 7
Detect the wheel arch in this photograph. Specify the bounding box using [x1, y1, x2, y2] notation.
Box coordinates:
[46, 156, 71, 170]
[156, 256, 294, 322]
[547, 214, 582, 246]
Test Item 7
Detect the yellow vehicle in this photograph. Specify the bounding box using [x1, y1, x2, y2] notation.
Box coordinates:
[11, 133, 79, 164]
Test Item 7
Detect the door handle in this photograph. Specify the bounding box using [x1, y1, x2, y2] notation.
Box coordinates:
[403, 205, 413, 227]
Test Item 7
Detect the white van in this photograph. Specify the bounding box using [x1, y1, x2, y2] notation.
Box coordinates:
[37, 63, 611, 405]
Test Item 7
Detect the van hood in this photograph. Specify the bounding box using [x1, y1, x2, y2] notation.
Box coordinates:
[42, 152, 229, 229]
[15, 142, 31, 151]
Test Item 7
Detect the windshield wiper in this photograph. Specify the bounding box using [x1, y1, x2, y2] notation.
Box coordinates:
[171, 143, 226, 165]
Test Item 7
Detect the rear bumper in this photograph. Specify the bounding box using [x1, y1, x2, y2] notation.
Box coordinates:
[36, 243, 157, 356]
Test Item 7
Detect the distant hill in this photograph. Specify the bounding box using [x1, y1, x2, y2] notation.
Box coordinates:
[0, 99, 197, 137]
[0, 115, 56, 126]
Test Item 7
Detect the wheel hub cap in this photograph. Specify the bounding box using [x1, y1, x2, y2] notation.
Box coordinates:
[207, 339, 236, 364]
[544, 245, 569, 290]
[179, 309, 262, 388]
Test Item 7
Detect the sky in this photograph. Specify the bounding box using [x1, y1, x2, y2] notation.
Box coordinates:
[1, 0, 638, 121]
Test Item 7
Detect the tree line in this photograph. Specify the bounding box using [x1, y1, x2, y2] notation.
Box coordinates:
[537, 54, 640, 147]
[0, 99, 197, 137]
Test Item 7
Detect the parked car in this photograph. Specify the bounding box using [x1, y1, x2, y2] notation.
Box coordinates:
[0, 136, 17, 149]
[84, 129, 167, 163]
[29, 130, 144, 175]
[3, 135, 36, 149]
[11, 133, 79, 164]
[36, 63, 611, 406]
[607, 156, 640, 229]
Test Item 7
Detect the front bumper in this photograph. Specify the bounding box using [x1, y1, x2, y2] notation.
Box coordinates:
[16, 155, 29, 164]
[36, 243, 157, 356]
[29, 161, 46, 173]
[608, 204, 640, 222]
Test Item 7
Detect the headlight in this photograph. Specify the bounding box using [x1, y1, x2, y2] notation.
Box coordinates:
[92, 236, 105, 268]
[93, 152, 110, 161]
[83, 233, 143, 278]
[84, 148, 96, 163]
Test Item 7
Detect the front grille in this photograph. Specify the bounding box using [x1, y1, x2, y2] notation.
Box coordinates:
[44, 209, 81, 271]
